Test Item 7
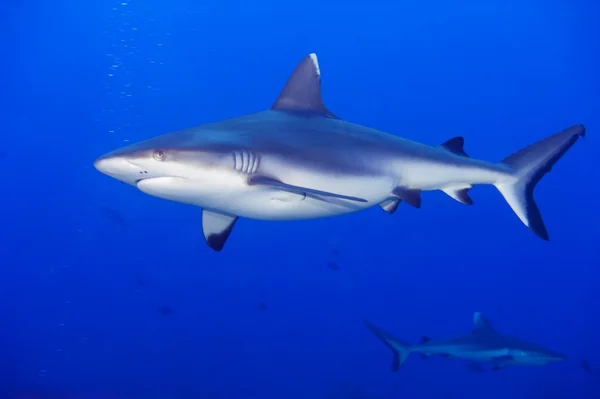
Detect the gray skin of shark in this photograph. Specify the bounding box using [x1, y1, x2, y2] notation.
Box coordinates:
[364, 312, 566, 371]
[94, 53, 586, 251]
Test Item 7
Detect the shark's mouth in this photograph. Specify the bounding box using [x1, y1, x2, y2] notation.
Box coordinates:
[136, 176, 189, 190]
[136, 176, 186, 186]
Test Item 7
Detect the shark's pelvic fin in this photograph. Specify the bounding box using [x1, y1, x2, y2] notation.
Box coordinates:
[271, 53, 338, 119]
[379, 198, 402, 214]
[472, 312, 496, 335]
[363, 320, 412, 372]
[494, 124, 586, 240]
[247, 174, 368, 203]
[392, 187, 422, 208]
[440, 136, 469, 157]
[201, 210, 238, 252]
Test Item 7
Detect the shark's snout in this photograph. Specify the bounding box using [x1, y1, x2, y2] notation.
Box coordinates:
[94, 154, 148, 185]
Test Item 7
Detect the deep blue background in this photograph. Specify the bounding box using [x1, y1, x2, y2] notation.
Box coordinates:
[1, 0, 599, 398]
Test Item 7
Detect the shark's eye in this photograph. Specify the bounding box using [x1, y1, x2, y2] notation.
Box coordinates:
[153, 150, 165, 161]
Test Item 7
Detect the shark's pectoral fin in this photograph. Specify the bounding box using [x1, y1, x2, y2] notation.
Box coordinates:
[201, 210, 238, 252]
[392, 187, 422, 208]
[442, 185, 474, 205]
[440, 136, 470, 157]
[247, 175, 368, 203]
[271, 53, 338, 119]
[379, 198, 402, 214]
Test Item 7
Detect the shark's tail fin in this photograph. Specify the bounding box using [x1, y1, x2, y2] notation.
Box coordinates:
[363, 320, 412, 371]
[494, 124, 586, 240]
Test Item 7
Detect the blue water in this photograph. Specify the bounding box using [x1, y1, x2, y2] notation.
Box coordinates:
[2, 1, 599, 398]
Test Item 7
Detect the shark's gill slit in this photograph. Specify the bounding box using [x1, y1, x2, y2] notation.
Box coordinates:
[233, 151, 241, 172]
[251, 153, 259, 173]
[244, 151, 250, 173]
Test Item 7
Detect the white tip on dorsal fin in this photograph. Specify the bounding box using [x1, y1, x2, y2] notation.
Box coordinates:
[472, 312, 496, 335]
[271, 53, 338, 119]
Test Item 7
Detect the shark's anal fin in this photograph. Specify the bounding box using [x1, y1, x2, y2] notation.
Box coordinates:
[271, 53, 338, 119]
[472, 312, 496, 335]
[379, 198, 402, 214]
[248, 175, 368, 203]
[442, 185, 474, 205]
[440, 136, 469, 157]
[392, 187, 422, 208]
[201, 210, 238, 252]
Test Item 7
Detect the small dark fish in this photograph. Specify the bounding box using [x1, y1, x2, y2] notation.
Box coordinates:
[581, 358, 591, 373]
[327, 261, 340, 271]
[258, 301, 267, 310]
[467, 362, 486, 373]
[158, 306, 172, 316]
[101, 206, 126, 227]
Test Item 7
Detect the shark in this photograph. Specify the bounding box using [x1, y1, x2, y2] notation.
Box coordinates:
[364, 312, 566, 371]
[93, 53, 586, 251]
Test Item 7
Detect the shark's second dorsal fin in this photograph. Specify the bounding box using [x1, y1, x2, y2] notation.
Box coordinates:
[271, 53, 338, 119]
[440, 137, 469, 157]
[472, 312, 496, 335]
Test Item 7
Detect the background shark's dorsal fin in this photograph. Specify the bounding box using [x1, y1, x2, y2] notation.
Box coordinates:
[271, 53, 338, 119]
[472, 312, 496, 335]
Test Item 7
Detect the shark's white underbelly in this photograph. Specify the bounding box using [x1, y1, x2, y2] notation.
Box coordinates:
[136, 171, 395, 220]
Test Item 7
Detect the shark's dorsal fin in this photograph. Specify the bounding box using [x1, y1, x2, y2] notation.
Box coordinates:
[271, 53, 338, 119]
[441, 137, 469, 157]
[202, 210, 238, 252]
[472, 312, 496, 335]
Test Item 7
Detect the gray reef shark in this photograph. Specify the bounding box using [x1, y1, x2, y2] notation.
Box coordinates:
[364, 312, 566, 371]
[94, 53, 586, 251]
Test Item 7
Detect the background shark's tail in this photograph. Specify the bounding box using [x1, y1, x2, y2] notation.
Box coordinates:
[494, 124, 586, 240]
[363, 320, 412, 371]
